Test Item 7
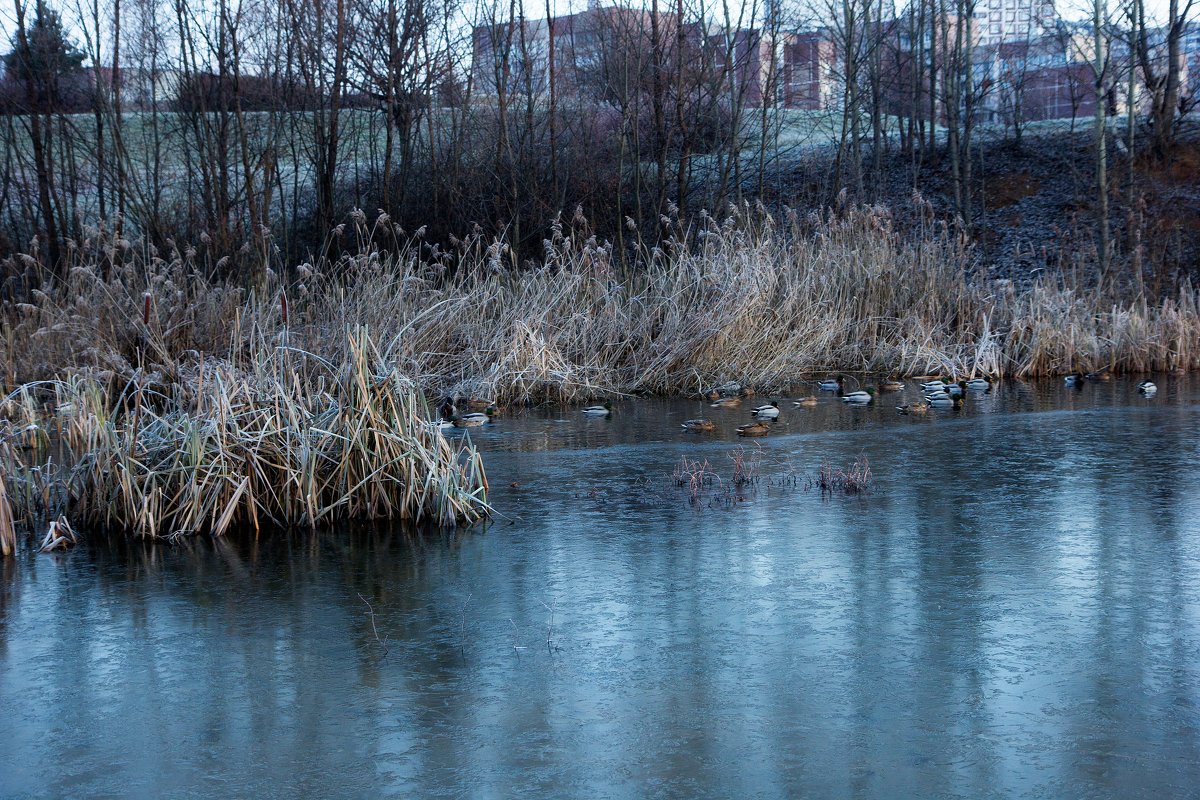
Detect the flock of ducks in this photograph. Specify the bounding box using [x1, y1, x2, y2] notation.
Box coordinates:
[678, 376, 990, 436]
[1064, 371, 1157, 395]
[434, 372, 1162, 436]
[433, 397, 502, 429]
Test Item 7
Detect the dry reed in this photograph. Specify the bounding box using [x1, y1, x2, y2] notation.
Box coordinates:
[5, 204, 1196, 405]
[811, 457, 874, 495]
[0, 327, 490, 541]
[0, 463, 14, 557]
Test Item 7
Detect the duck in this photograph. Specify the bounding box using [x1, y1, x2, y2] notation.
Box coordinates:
[1137, 379, 1157, 395]
[965, 377, 992, 391]
[428, 419, 457, 431]
[438, 397, 458, 420]
[896, 402, 930, 415]
[738, 386, 756, 399]
[920, 379, 948, 392]
[583, 401, 613, 416]
[1086, 370, 1113, 382]
[681, 418, 716, 431]
[793, 396, 818, 407]
[1064, 372, 1085, 387]
[453, 410, 493, 427]
[751, 401, 780, 419]
[710, 396, 742, 408]
[928, 394, 963, 409]
[704, 388, 721, 402]
[879, 378, 906, 392]
[737, 420, 772, 437]
[817, 376, 844, 391]
[841, 388, 875, 404]
[943, 381, 968, 397]
[464, 397, 496, 410]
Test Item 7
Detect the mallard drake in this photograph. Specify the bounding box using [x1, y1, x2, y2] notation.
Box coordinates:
[583, 401, 613, 416]
[737, 420, 772, 437]
[896, 402, 930, 415]
[920, 379, 948, 391]
[879, 379, 905, 392]
[1064, 372, 1085, 387]
[681, 418, 716, 431]
[1137, 380, 1157, 395]
[453, 411, 492, 427]
[711, 396, 742, 408]
[965, 377, 992, 391]
[438, 397, 457, 420]
[751, 401, 780, 419]
[841, 388, 875, 404]
[928, 394, 963, 409]
[817, 376, 845, 391]
[793, 396, 818, 407]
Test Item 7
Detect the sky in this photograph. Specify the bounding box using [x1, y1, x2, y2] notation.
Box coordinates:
[0, 0, 1187, 61]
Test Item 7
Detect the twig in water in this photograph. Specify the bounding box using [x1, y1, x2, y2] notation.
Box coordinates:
[509, 618, 526, 653]
[358, 592, 390, 657]
[540, 598, 558, 653]
[459, 592, 472, 656]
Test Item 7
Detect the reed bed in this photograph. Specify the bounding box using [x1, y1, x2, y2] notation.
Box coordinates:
[0, 329, 489, 543]
[5, 203, 1197, 406]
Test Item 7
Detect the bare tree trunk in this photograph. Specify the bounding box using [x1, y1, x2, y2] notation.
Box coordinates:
[1094, 0, 1110, 273]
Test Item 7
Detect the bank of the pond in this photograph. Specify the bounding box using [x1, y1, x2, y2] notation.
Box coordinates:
[4, 206, 1199, 410]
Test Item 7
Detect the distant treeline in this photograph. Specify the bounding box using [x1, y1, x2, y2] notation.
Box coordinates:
[0, 0, 1195, 285]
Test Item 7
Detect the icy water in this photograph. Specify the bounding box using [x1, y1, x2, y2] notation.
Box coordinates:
[3, 377, 1200, 799]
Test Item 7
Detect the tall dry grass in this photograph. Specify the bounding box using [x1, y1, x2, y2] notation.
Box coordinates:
[0, 465, 14, 557]
[0, 327, 489, 542]
[3, 202, 1199, 405]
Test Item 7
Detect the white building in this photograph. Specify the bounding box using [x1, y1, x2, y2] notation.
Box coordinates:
[973, 0, 1056, 46]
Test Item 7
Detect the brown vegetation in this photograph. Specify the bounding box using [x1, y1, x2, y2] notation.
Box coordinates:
[0, 325, 490, 544]
[4, 203, 1199, 408]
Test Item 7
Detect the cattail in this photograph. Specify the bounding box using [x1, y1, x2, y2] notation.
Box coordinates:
[280, 291, 289, 327]
[143, 292, 152, 326]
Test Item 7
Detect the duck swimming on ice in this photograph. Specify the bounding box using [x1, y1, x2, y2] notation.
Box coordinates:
[841, 388, 875, 404]
[737, 420, 772, 437]
[896, 402, 930, 415]
[751, 401, 780, 419]
[928, 394, 963, 409]
[453, 410, 493, 427]
[583, 401, 614, 416]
